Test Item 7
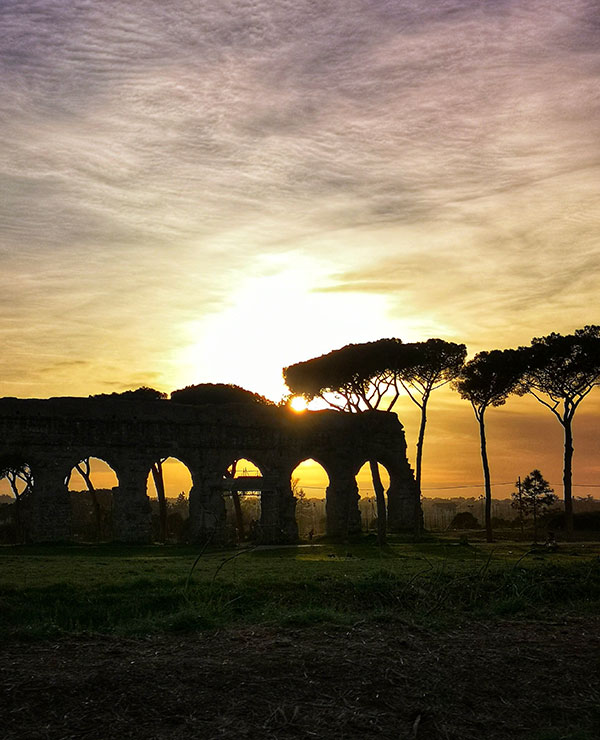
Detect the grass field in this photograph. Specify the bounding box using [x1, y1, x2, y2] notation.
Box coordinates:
[2, 538, 600, 739]
[2, 536, 600, 638]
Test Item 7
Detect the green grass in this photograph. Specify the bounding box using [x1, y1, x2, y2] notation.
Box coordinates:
[1, 538, 599, 639]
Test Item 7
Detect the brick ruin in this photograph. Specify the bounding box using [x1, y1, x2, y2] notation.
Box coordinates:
[0, 397, 419, 543]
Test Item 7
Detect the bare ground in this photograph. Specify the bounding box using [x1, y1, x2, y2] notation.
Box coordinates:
[2, 618, 599, 740]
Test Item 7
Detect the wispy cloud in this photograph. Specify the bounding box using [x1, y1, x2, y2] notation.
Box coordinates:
[1, 0, 599, 395]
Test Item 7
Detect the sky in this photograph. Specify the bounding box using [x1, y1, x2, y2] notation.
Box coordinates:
[1, 0, 599, 497]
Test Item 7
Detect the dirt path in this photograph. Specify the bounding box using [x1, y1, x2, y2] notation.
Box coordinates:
[2, 618, 599, 739]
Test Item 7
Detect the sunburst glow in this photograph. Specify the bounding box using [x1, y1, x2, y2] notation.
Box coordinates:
[289, 396, 307, 412]
[175, 256, 401, 401]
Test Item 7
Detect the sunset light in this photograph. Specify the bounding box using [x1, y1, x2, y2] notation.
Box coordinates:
[289, 396, 308, 412]
[175, 257, 401, 401]
[1, 0, 599, 497]
[2, 3, 600, 734]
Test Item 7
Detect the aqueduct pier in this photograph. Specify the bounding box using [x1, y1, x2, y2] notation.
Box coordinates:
[0, 397, 419, 543]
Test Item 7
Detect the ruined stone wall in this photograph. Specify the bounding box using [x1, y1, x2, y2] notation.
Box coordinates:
[0, 397, 419, 543]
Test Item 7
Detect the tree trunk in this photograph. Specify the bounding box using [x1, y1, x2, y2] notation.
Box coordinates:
[477, 410, 493, 543]
[151, 461, 167, 543]
[517, 477, 524, 537]
[226, 461, 245, 542]
[231, 491, 245, 542]
[7, 473, 26, 544]
[532, 502, 538, 544]
[76, 463, 102, 543]
[413, 400, 428, 538]
[563, 419, 574, 540]
[14, 494, 23, 544]
[369, 459, 386, 546]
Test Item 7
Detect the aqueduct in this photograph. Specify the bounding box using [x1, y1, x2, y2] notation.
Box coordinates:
[0, 397, 419, 543]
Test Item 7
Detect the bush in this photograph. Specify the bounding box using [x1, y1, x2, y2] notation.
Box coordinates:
[546, 510, 600, 533]
[450, 511, 480, 529]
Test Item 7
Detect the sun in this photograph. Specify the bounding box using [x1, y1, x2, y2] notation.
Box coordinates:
[289, 396, 307, 412]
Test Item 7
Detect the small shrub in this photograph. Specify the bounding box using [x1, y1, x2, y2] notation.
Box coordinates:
[450, 512, 480, 529]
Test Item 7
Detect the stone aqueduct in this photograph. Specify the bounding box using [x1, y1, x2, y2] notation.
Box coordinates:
[0, 397, 419, 543]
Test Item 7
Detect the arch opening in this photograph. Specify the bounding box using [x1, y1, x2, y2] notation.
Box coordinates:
[0, 457, 34, 544]
[291, 459, 330, 540]
[356, 461, 391, 533]
[67, 457, 118, 542]
[146, 457, 192, 543]
[221, 458, 263, 544]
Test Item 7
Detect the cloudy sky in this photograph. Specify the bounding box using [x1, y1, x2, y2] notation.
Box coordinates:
[1, 0, 599, 494]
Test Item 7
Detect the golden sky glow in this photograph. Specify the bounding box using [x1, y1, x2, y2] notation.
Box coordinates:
[1, 1, 599, 498]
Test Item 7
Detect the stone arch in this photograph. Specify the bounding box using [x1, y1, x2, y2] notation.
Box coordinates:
[63, 451, 153, 544]
[67, 455, 119, 542]
[220, 456, 265, 544]
[355, 460, 391, 488]
[67, 454, 119, 490]
[285, 454, 360, 539]
[290, 458, 330, 539]
[146, 456, 193, 543]
[187, 452, 266, 546]
[0, 452, 35, 544]
[224, 456, 263, 478]
[0, 398, 418, 543]
[207, 449, 272, 482]
[355, 461, 391, 534]
[0, 451, 37, 494]
[354, 453, 419, 533]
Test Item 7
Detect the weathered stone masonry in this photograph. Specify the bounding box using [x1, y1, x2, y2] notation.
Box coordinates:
[0, 397, 419, 543]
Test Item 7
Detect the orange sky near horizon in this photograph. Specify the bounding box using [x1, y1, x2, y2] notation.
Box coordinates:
[1, 2, 599, 499]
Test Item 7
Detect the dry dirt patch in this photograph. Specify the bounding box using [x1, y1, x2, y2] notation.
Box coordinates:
[2, 618, 599, 740]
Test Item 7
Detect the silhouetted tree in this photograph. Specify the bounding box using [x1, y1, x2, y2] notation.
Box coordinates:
[285, 338, 465, 539]
[519, 326, 600, 538]
[170, 383, 274, 406]
[398, 339, 466, 535]
[0, 462, 33, 543]
[150, 458, 168, 543]
[454, 349, 525, 542]
[511, 469, 557, 543]
[284, 339, 411, 544]
[90, 386, 167, 400]
[224, 459, 246, 542]
[292, 477, 314, 539]
[72, 458, 103, 542]
[284, 340, 410, 411]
